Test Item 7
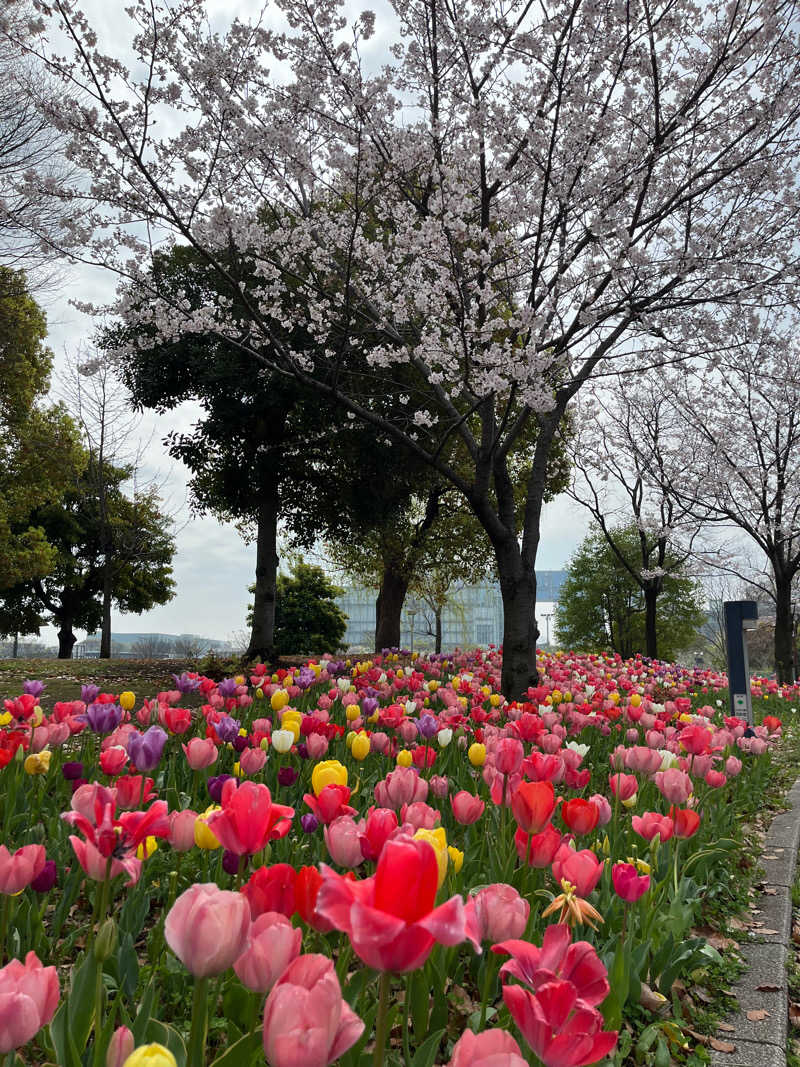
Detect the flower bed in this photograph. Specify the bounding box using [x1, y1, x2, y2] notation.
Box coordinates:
[0, 649, 792, 1066]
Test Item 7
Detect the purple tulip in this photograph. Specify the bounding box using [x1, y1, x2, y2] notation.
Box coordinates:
[207, 774, 234, 803]
[213, 715, 241, 743]
[361, 697, 379, 717]
[22, 680, 46, 698]
[62, 762, 84, 781]
[296, 743, 309, 760]
[217, 678, 238, 698]
[222, 849, 243, 875]
[82, 702, 122, 734]
[172, 672, 201, 693]
[127, 726, 168, 772]
[31, 860, 57, 893]
[278, 766, 298, 787]
[417, 714, 438, 739]
[301, 813, 319, 834]
[232, 735, 248, 753]
[80, 684, 100, 704]
[296, 667, 316, 691]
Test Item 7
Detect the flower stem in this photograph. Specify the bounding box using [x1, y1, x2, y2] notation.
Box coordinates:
[372, 972, 391, 1067]
[188, 976, 209, 1067]
[479, 954, 497, 1030]
[403, 973, 413, 1067]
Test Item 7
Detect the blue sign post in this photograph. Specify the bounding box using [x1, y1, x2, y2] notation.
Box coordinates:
[724, 600, 758, 725]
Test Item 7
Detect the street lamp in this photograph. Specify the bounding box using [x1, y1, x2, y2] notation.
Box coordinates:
[543, 613, 553, 647]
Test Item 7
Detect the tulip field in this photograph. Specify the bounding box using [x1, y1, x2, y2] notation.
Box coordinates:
[0, 648, 793, 1067]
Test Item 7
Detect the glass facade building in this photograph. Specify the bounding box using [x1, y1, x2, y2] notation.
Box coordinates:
[336, 572, 567, 652]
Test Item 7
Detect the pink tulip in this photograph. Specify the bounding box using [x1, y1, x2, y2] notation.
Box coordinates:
[239, 747, 267, 775]
[233, 911, 302, 993]
[631, 812, 674, 843]
[587, 794, 611, 826]
[262, 954, 364, 1067]
[493, 923, 610, 1007]
[503, 979, 617, 1066]
[611, 862, 650, 902]
[0, 951, 59, 1053]
[653, 768, 692, 804]
[373, 767, 428, 809]
[466, 884, 530, 943]
[324, 816, 364, 867]
[608, 773, 637, 801]
[68, 836, 140, 886]
[429, 775, 449, 798]
[451, 791, 485, 825]
[306, 733, 329, 759]
[705, 770, 727, 788]
[165, 883, 251, 977]
[725, 756, 743, 777]
[182, 737, 218, 770]
[168, 810, 198, 852]
[399, 801, 440, 830]
[0, 845, 46, 896]
[448, 1029, 527, 1066]
[551, 846, 604, 896]
[106, 1025, 134, 1067]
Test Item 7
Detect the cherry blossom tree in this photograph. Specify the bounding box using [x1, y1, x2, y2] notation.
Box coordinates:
[10, 0, 800, 695]
[566, 381, 710, 659]
[663, 311, 800, 684]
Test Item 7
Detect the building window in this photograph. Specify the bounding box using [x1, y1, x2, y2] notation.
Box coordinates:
[476, 623, 493, 645]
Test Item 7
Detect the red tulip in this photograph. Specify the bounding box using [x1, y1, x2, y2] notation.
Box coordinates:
[294, 865, 334, 932]
[207, 780, 293, 855]
[670, 807, 701, 838]
[560, 799, 599, 836]
[304, 784, 355, 825]
[503, 979, 618, 1067]
[358, 808, 398, 861]
[493, 923, 610, 1006]
[315, 837, 473, 973]
[611, 863, 650, 902]
[511, 781, 556, 834]
[515, 824, 562, 868]
[679, 723, 710, 755]
[241, 864, 297, 920]
[164, 706, 193, 734]
[99, 746, 128, 776]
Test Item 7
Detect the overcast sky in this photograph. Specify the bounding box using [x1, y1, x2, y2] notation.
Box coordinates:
[30, 0, 593, 647]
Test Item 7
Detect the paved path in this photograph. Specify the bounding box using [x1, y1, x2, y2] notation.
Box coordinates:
[710, 776, 800, 1067]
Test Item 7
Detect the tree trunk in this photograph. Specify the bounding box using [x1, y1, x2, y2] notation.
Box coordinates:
[11, 634, 17, 659]
[495, 542, 539, 700]
[644, 584, 659, 659]
[375, 565, 409, 653]
[99, 561, 113, 658]
[435, 608, 442, 654]
[57, 621, 77, 659]
[246, 491, 280, 662]
[774, 577, 794, 684]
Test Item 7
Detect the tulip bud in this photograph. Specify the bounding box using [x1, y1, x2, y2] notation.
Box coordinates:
[122, 1044, 178, 1067]
[95, 917, 118, 962]
[107, 1026, 135, 1067]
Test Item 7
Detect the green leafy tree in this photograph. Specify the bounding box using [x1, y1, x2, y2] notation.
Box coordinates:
[555, 525, 705, 660]
[273, 561, 347, 656]
[0, 268, 84, 589]
[0, 462, 176, 657]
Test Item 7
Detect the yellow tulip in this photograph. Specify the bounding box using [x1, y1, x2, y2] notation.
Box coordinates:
[0, 712, 10, 727]
[136, 836, 158, 860]
[24, 750, 51, 775]
[255, 687, 265, 700]
[351, 733, 370, 761]
[311, 760, 348, 795]
[447, 846, 464, 874]
[489, 693, 502, 707]
[123, 1045, 178, 1067]
[414, 828, 448, 887]
[630, 693, 642, 707]
[194, 806, 221, 850]
[32, 706, 44, 726]
[396, 749, 413, 767]
[271, 689, 289, 713]
[119, 691, 136, 712]
[468, 742, 486, 767]
[345, 704, 361, 722]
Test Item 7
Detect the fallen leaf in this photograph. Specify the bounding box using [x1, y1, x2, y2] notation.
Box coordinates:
[756, 984, 781, 992]
[717, 1023, 736, 1032]
[686, 1029, 709, 1045]
[763, 887, 778, 895]
[789, 1002, 800, 1026]
[709, 1038, 736, 1053]
[746, 1009, 769, 1021]
[756, 928, 780, 935]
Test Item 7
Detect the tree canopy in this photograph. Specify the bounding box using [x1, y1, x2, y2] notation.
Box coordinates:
[555, 525, 705, 661]
[273, 561, 347, 657]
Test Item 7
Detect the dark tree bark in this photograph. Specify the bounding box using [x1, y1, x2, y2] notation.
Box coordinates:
[99, 560, 113, 658]
[247, 487, 280, 662]
[57, 620, 76, 659]
[644, 584, 659, 660]
[495, 539, 539, 700]
[375, 565, 409, 652]
[435, 608, 442, 654]
[11, 634, 17, 659]
[775, 575, 795, 684]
